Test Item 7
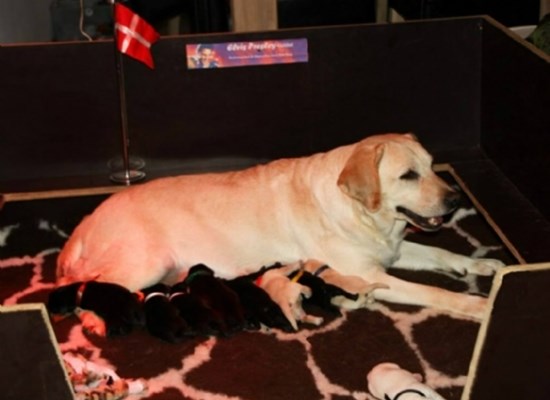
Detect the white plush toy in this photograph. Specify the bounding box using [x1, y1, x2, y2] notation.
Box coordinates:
[367, 362, 447, 400]
[63, 352, 147, 399]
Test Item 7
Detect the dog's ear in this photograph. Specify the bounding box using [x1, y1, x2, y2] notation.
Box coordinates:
[337, 143, 384, 212]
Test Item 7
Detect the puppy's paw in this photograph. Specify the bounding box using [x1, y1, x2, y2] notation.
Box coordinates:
[301, 314, 323, 326]
[300, 285, 312, 299]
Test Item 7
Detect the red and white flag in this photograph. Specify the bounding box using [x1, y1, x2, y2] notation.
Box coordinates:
[114, 3, 160, 69]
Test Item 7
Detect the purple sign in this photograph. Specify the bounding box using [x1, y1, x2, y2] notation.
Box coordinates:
[186, 38, 309, 70]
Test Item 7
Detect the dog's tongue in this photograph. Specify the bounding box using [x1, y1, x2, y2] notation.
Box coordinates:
[396, 206, 445, 231]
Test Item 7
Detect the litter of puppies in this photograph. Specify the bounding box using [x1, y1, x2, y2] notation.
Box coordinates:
[47, 262, 365, 342]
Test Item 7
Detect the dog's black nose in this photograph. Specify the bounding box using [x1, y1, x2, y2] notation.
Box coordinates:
[444, 190, 462, 211]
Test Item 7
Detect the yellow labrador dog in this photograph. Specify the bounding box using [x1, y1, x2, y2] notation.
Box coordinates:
[57, 133, 504, 319]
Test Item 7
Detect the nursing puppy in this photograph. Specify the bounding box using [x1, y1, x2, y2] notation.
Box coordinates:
[225, 274, 295, 332]
[367, 362, 446, 400]
[47, 281, 144, 336]
[57, 133, 504, 319]
[169, 281, 227, 336]
[140, 283, 193, 343]
[258, 264, 323, 330]
[170, 264, 245, 336]
[300, 261, 389, 310]
[183, 264, 246, 334]
[287, 268, 359, 315]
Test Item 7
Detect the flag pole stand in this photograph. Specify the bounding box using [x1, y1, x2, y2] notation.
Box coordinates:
[110, 1, 145, 185]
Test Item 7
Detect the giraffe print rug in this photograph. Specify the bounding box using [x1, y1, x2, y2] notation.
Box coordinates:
[0, 184, 516, 400]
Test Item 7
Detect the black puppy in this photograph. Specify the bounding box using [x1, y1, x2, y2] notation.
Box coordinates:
[47, 281, 144, 336]
[225, 273, 295, 332]
[171, 264, 246, 336]
[288, 269, 358, 315]
[170, 281, 227, 337]
[140, 283, 194, 343]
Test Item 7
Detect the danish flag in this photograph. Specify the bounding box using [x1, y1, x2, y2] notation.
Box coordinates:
[114, 3, 160, 69]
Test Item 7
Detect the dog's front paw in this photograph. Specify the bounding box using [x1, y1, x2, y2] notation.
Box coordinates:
[459, 294, 489, 321]
[469, 258, 505, 276]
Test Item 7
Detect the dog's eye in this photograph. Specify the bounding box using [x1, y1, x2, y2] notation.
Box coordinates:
[399, 169, 420, 181]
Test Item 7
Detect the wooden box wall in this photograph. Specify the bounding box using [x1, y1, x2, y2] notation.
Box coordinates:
[0, 16, 548, 259]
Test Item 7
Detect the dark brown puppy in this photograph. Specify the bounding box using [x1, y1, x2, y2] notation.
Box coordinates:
[170, 281, 226, 337]
[175, 264, 246, 336]
[47, 281, 144, 336]
[225, 269, 295, 332]
[141, 283, 194, 343]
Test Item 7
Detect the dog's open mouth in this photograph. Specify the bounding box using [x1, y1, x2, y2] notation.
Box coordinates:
[396, 206, 445, 231]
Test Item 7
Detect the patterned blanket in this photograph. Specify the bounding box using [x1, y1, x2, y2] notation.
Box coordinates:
[0, 186, 515, 400]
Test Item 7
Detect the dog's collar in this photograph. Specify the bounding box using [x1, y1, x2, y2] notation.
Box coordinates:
[144, 292, 167, 303]
[168, 291, 186, 301]
[385, 389, 427, 400]
[313, 264, 330, 277]
[291, 268, 305, 282]
[76, 282, 87, 307]
[135, 290, 145, 302]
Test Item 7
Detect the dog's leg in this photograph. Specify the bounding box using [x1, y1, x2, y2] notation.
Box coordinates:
[279, 298, 299, 331]
[367, 270, 488, 320]
[396, 241, 505, 276]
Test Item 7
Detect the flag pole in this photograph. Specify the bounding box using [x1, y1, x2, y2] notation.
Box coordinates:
[110, 0, 145, 185]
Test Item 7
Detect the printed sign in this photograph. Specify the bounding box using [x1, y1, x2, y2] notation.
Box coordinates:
[186, 38, 308, 69]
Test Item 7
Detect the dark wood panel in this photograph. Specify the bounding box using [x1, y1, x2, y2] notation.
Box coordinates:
[0, 41, 120, 181]
[453, 159, 550, 263]
[123, 18, 484, 162]
[480, 18, 550, 221]
[0, 306, 73, 400]
[0, 19, 484, 185]
[469, 266, 550, 399]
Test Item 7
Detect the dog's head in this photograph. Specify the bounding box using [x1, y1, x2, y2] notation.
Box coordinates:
[47, 282, 81, 316]
[187, 264, 215, 278]
[338, 133, 460, 231]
